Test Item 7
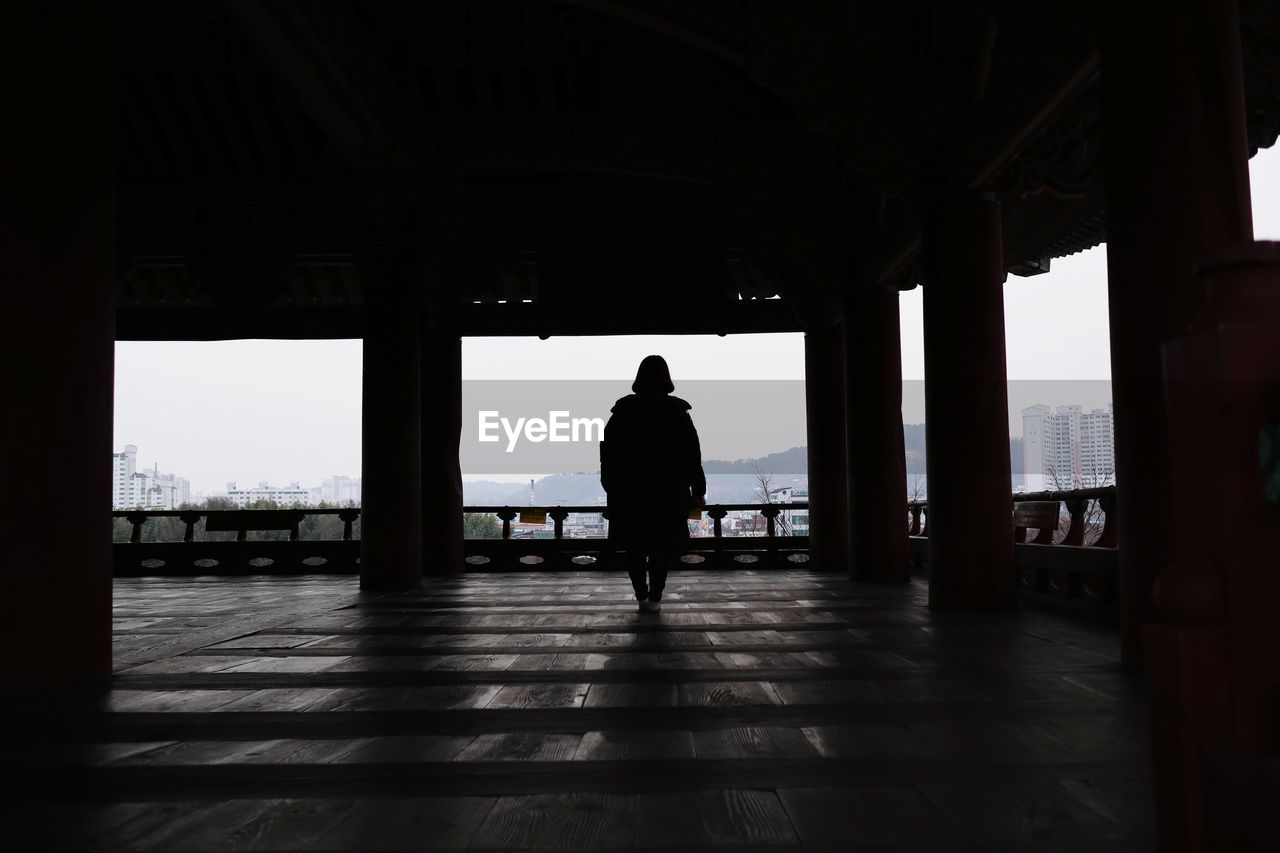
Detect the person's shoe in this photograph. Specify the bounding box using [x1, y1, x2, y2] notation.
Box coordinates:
[636, 598, 649, 612]
[640, 600, 662, 613]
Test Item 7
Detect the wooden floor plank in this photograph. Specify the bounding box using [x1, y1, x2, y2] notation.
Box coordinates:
[332, 735, 477, 764]
[455, 732, 584, 761]
[299, 796, 497, 850]
[800, 724, 937, 759]
[677, 681, 782, 707]
[470, 793, 636, 850]
[582, 682, 678, 708]
[574, 730, 695, 761]
[636, 788, 799, 846]
[5, 570, 1154, 851]
[918, 780, 1129, 844]
[486, 683, 591, 709]
[693, 726, 819, 760]
[769, 679, 885, 706]
[215, 687, 343, 712]
[777, 785, 962, 846]
[398, 685, 505, 710]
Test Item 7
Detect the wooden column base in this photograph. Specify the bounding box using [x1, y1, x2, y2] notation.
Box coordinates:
[1142, 622, 1232, 853]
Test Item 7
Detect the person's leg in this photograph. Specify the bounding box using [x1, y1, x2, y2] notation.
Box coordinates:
[647, 551, 671, 601]
[626, 550, 649, 601]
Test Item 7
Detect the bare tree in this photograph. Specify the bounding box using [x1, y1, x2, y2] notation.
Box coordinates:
[752, 465, 793, 537]
[906, 475, 927, 532]
[1043, 464, 1114, 545]
[907, 476, 927, 502]
[1076, 466, 1115, 545]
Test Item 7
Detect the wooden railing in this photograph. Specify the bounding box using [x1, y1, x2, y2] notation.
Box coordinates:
[112, 508, 361, 576]
[464, 503, 809, 571]
[111, 504, 809, 576]
[907, 486, 1120, 618]
[111, 492, 1119, 620]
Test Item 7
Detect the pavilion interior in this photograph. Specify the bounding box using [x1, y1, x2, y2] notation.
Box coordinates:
[5, 1, 1280, 851]
[12, 571, 1156, 852]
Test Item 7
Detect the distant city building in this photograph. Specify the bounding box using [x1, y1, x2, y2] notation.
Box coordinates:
[1022, 404, 1115, 491]
[769, 486, 809, 536]
[1079, 407, 1116, 486]
[226, 481, 312, 507]
[111, 445, 138, 509]
[321, 475, 361, 505]
[564, 511, 607, 538]
[143, 468, 191, 509]
[112, 445, 191, 509]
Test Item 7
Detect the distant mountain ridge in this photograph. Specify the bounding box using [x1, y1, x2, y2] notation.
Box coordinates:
[702, 446, 806, 475]
[461, 425, 1025, 505]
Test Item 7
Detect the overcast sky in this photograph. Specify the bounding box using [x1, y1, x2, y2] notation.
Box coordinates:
[115, 146, 1280, 492]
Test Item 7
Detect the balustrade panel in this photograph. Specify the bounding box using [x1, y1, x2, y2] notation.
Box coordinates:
[906, 486, 1119, 618]
[110, 493, 1116, 620]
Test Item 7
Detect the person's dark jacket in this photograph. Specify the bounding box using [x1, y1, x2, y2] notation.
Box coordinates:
[600, 393, 706, 550]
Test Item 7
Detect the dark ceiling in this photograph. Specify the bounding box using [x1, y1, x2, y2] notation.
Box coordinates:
[111, 0, 1280, 338]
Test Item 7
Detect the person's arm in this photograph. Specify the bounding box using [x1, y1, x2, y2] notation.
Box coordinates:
[599, 416, 615, 494]
[685, 413, 707, 505]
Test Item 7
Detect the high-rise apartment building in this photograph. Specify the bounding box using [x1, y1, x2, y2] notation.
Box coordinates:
[1079, 407, 1116, 486]
[1022, 404, 1115, 491]
[112, 445, 191, 509]
[320, 475, 361, 505]
[112, 445, 139, 509]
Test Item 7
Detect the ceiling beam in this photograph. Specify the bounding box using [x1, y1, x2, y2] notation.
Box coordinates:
[116, 297, 801, 340]
[873, 52, 1101, 288]
[223, 0, 412, 173]
[555, 0, 746, 66]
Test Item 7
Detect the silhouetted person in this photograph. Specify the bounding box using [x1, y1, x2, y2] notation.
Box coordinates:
[600, 355, 706, 612]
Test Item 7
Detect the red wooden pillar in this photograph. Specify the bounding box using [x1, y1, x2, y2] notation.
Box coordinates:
[1100, 0, 1254, 666]
[921, 193, 1016, 609]
[804, 323, 850, 573]
[845, 288, 910, 582]
[1101, 2, 1262, 848]
[360, 255, 424, 589]
[1, 4, 117, 685]
[422, 330, 464, 573]
[1154, 245, 1280, 851]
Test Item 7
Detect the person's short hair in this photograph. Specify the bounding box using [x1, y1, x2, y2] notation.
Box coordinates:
[632, 354, 675, 394]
